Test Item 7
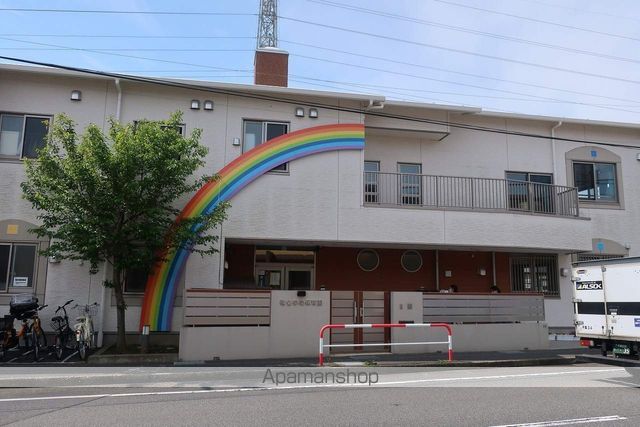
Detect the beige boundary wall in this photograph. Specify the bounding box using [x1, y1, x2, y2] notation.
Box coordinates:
[179, 290, 548, 361]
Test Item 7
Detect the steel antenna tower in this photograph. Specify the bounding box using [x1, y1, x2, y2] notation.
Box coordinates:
[257, 0, 278, 48]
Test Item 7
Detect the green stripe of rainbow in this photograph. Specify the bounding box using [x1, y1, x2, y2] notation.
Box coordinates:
[140, 123, 365, 331]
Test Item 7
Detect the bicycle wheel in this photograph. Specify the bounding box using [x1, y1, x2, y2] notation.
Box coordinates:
[78, 332, 87, 361]
[32, 329, 47, 361]
[54, 334, 63, 360]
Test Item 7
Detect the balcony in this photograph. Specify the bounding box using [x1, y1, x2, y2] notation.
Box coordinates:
[363, 172, 581, 218]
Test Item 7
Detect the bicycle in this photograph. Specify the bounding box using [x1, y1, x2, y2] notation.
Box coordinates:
[0, 315, 18, 362]
[51, 299, 74, 361]
[10, 295, 47, 362]
[74, 302, 98, 361]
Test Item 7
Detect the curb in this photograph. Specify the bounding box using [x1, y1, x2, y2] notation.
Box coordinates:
[331, 356, 579, 368]
[576, 354, 640, 367]
[88, 353, 178, 365]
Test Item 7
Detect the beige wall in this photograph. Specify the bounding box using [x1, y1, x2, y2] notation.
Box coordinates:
[2, 67, 640, 332]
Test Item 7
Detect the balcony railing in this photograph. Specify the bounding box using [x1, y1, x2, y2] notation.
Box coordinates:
[363, 172, 580, 218]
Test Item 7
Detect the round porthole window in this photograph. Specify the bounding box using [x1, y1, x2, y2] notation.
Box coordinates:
[401, 250, 423, 273]
[357, 249, 379, 272]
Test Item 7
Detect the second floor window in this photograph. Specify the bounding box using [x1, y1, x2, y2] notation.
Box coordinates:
[0, 114, 50, 159]
[364, 161, 380, 203]
[243, 120, 289, 172]
[398, 163, 422, 205]
[573, 162, 617, 202]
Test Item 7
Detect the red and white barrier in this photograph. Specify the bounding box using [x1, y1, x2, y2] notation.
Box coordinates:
[318, 323, 453, 366]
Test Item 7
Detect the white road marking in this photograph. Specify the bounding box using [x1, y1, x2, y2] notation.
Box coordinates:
[490, 415, 627, 426]
[61, 351, 79, 363]
[0, 367, 631, 402]
[377, 368, 625, 386]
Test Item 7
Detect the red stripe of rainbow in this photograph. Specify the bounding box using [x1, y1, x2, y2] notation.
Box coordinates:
[140, 123, 365, 331]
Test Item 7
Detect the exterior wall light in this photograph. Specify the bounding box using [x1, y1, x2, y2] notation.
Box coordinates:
[203, 100, 214, 110]
[308, 108, 319, 118]
[232, 137, 241, 146]
[295, 107, 305, 117]
[190, 99, 200, 110]
[70, 90, 82, 101]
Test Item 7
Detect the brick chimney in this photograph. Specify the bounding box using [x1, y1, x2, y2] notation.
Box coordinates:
[254, 47, 288, 87]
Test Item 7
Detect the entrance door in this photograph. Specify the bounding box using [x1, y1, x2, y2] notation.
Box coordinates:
[330, 291, 389, 353]
[255, 265, 314, 290]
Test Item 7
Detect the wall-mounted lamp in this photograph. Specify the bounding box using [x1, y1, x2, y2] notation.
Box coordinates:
[308, 108, 319, 118]
[232, 137, 241, 146]
[295, 107, 305, 117]
[478, 268, 487, 276]
[224, 261, 229, 270]
[560, 268, 570, 277]
[190, 99, 200, 110]
[70, 90, 82, 101]
[444, 270, 452, 278]
[203, 100, 214, 111]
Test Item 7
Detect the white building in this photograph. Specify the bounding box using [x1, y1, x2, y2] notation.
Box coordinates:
[1, 51, 638, 359]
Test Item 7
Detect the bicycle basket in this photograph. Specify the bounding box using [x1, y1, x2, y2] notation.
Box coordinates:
[76, 304, 99, 318]
[49, 319, 63, 331]
[9, 294, 38, 318]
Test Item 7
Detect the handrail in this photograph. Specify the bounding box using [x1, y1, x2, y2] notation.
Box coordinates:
[363, 171, 580, 217]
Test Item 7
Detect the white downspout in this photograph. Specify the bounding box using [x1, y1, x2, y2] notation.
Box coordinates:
[97, 79, 122, 348]
[551, 121, 562, 178]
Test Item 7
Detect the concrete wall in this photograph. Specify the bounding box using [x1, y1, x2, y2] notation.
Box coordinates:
[179, 290, 548, 361]
[179, 290, 330, 361]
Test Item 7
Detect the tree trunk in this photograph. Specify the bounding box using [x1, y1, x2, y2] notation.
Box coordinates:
[112, 266, 127, 353]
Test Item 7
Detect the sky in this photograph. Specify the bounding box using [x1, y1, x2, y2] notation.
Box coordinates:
[1, 0, 640, 123]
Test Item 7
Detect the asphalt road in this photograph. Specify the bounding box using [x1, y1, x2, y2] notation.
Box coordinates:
[0, 364, 639, 426]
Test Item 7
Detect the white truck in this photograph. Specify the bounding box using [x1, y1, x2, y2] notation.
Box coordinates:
[573, 257, 640, 358]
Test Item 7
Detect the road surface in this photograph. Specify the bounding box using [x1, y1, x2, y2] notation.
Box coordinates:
[1, 363, 638, 426]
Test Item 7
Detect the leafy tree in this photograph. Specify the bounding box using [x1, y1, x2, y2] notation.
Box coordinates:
[21, 112, 227, 352]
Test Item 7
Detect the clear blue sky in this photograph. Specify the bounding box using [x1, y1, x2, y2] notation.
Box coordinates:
[1, 0, 640, 123]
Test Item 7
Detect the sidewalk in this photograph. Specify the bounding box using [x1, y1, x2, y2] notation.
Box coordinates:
[177, 341, 600, 368]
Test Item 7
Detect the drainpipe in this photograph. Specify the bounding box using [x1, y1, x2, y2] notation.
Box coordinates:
[114, 78, 122, 121]
[97, 79, 123, 348]
[551, 121, 562, 178]
[491, 252, 497, 287]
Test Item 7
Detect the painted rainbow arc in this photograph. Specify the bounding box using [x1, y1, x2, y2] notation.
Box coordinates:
[140, 123, 365, 331]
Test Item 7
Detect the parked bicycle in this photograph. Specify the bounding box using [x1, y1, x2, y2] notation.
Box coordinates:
[10, 294, 47, 361]
[0, 315, 18, 362]
[51, 299, 74, 360]
[74, 302, 98, 361]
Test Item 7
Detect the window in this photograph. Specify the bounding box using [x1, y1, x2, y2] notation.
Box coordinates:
[124, 267, 149, 294]
[0, 114, 50, 159]
[401, 250, 423, 273]
[357, 249, 380, 272]
[364, 161, 380, 203]
[510, 255, 559, 296]
[506, 172, 554, 213]
[398, 163, 422, 205]
[0, 243, 37, 291]
[573, 162, 617, 202]
[243, 120, 289, 172]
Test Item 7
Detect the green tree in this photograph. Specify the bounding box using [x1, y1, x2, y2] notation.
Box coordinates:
[21, 112, 227, 352]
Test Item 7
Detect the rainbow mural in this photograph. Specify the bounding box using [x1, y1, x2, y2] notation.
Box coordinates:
[140, 123, 365, 331]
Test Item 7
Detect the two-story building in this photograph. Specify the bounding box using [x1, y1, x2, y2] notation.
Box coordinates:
[1, 49, 638, 360]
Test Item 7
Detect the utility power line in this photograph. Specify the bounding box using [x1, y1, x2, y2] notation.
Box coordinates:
[1, 55, 638, 150]
[291, 53, 640, 115]
[279, 16, 640, 86]
[0, 34, 256, 39]
[0, 37, 251, 72]
[433, 0, 640, 43]
[0, 8, 255, 16]
[3, 35, 639, 114]
[309, 0, 640, 65]
[280, 40, 640, 106]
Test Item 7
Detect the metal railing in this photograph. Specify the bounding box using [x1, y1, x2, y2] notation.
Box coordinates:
[364, 172, 580, 217]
